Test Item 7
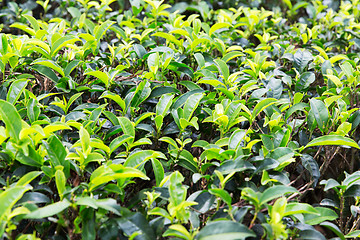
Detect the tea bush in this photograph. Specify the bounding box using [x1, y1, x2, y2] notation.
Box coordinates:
[1, 0, 360, 239]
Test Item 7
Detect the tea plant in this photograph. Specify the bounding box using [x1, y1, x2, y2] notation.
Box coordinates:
[1, 0, 360, 239]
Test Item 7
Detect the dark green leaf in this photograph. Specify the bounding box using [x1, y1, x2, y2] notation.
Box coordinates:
[310, 99, 328, 133]
[295, 72, 315, 91]
[25, 199, 71, 219]
[195, 221, 255, 240]
[294, 49, 313, 72]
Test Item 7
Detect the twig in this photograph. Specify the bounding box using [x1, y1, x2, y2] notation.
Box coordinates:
[349, 215, 360, 233]
[287, 182, 313, 201]
[319, 146, 340, 174]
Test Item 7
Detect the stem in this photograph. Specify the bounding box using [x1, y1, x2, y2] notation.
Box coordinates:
[229, 210, 235, 222]
[350, 147, 355, 173]
[216, 198, 221, 211]
[249, 211, 258, 229]
[339, 194, 345, 232]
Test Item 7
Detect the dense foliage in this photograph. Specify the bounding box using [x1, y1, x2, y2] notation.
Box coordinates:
[2, 0, 360, 239]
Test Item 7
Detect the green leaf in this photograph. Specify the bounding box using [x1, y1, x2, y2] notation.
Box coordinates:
[7, 79, 28, 104]
[310, 99, 329, 133]
[149, 207, 172, 219]
[0, 34, 8, 55]
[172, 89, 204, 109]
[152, 32, 181, 47]
[25, 39, 50, 57]
[0, 99, 22, 141]
[285, 102, 308, 120]
[130, 80, 151, 108]
[133, 44, 147, 59]
[229, 129, 246, 150]
[118, 117, 135, 138]
[222, 51, 243, 62]
[67, 6, 81, 18]
[64, 59, 81, 77]
[195, 221, 255, 240]
[214, 58, 229, 82]
[304, 135, 360, 149]
[292, 1, 308, 11]
[340, 61, 354, 79]
[329, 54, 348, 64]
[109, 134, 134, 154]
[156, 93, 174, 116]
[16, 171, 42, 187]
[295, 72, 315, 91]
[301, 154, 320, 185]
[294, 49, 312, 72]
[32, 59, 65, 77]
[197, 79, 226, 88]
[270, 197, 287, 222]
[178, 158, 198, 173]
[100, 91, 126, 112]
[345, 230, 360, 238]
[283, 0, 292, 9]
[284, 203, 319, 216]
[164, 224, 192, 240]
[344, 184, 360, 197]
[94, 20, 115, 41]
[209, 22, 232, 36]
[81, 208, 96, 240]
[326, 74, 342, 88]
[124, 150, 165, 168]
[80, 126, 91, 153]
[117, 212, 156, 239]
[154, 115, 164, 131]
[55, 169, 66, 200]
[194, 53, 205, 68]
[217, 158, 255, 175]
[76, 197, 98, 209]
[320, 221, 345, 240]
[25, 199, 71, 219]
[321, 178, 341, 191]
[209, 188, 232, 209]
[267, 78, 283, 99]
[159, 136, 179, 149]
[66, 92, 83, 113]
[183, 92, 203, 121]
[251, 98, 277, 122]
[10, 23, 36, 36]
[51, 35, 80, 57]
[44, 135, 67, 173]
[169, 171, 186, 205]
[85, 71, 109, 87]
[151, 159, 164, 187]
[0, 186, 32, 220]
[89, 165, 149, 191]
[259, 185, 298, 206]
[304, 207, 338, 225]
[147, 52, 160, 72]
[16, 192, 50, 206]
[95, 198, 121, 215]
[16, 145, 43, 167]
[27, 98, 40, 123]
[298, 229, 326, 240]
[31, 65, 59, 83]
